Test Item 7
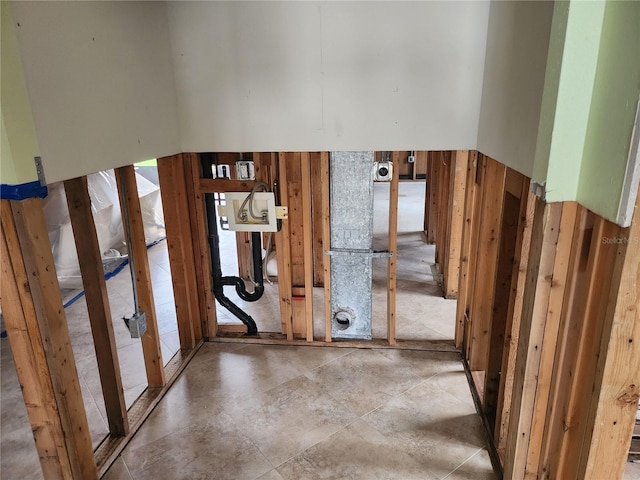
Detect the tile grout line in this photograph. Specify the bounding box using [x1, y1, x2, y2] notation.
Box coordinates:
[439, 447, 485, 480]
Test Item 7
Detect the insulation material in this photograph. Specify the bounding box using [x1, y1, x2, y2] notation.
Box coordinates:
[43, 169, 165, 289]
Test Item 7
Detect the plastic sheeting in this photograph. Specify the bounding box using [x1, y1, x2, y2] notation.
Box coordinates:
[44, 169, 165, 289]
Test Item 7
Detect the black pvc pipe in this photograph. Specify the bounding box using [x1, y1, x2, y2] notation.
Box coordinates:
[200, 153, 262, 335]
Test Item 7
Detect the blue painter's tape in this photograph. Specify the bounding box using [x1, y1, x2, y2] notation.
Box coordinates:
[1, 181, 48, 200]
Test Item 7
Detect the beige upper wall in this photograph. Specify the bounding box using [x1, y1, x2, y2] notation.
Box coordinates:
[11, 1, 181, 184]
[477, 0, 554, 178]
[169, 1, 490, 153]
[9, 1, 490, 183]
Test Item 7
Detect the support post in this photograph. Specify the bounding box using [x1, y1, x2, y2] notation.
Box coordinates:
[442, 150, 469, 298]
[387, 151, 400, 346]
[64, 177, 129, 436]
[321, 152, 332, 342]
[276, 153, 294, 340]
[4, 199, 99, 479]
[115, 165, 166, 387]
[157, 155, 201, 349]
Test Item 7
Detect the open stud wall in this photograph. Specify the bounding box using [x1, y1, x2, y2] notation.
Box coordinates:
[1, 150, 638, 479]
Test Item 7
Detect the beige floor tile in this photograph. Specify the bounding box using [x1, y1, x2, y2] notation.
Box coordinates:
[226, 375, 358, 467]
[362, 372, 490, 479]
[256, 469, 286, 480]
[277, 419, 438, 480]
[102, 456, 133, 480]
[126, 374, 227, 450]
[123, 411, 273, 480]
[624, 462, 640, 480]
[443, 449, 495, 480]
[304, 348, 430, 416]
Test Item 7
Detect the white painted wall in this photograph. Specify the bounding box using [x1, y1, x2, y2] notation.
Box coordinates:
[11, 1, 180, 184]
[11, 1, 490, 182]
[169, 1, 490, 153]
[476, 0, 554, 177]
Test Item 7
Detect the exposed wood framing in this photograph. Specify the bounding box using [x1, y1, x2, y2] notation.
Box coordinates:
[301, 152, 315, 341]
[64, 177, 129, 437]
[426, 152, 438, 244]
[1, 200, 77, 479]
[436, 152, 452, 273]
[157, 155, 203, 349]
[310, 153, 325, 287]
[4, 199, 99, 479]
[442, 150, 469, 298]
[276, 153, 294, 340]
[468, 157, 507, 370]
[495, 182, 534, 462]
[455, 151, 479, 349]
[183, 153, 217, 339]
[483, 172, 524, 430]
[321, 152, 332, 342]
[115, 165, 166, 387]
[582, 192, 640, 479]
[387, 151, 400, 346]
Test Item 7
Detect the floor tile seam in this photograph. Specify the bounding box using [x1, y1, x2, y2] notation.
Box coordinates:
[77, 370, 110, 429]
[438, 447, 485, 480]
[268, 418, 360, 471]
[298, 347, 359, 376]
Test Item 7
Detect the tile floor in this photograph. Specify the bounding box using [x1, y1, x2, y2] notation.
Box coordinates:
[102, 343, 496, 480]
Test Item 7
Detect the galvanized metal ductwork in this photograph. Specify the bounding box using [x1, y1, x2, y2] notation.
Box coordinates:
[328, 151, 384, 340]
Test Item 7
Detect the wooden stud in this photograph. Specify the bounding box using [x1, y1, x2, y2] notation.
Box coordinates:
[157, 155, 199, 350]
[183, 153, 217, 339]
[437, 152, 452, 277]
[301, 152, 315, 341]
[9, 198, 99, 479]
[311, 153, 325, 287]
[581, 187, 640, 479]
[321, 152, 332, 342]
[503, 200, 561, 480]
[0, 200, 76, 479]
[115, 165, 166, 387]
[276, 153, 294, 340]
[550, 216, 621, 479]
[535, 205, 590, 478]
[455, 151, 478, 349]
[483, 182, 523, 430]
[495, 181, 534, 462]
[442, 150, 469, 298]
[468, 157, 507, 371]
[387, 151, 400, 346]
[64, 177, 129, 436]
[427, 152, 438, 244]
[235, 232, 251, 280]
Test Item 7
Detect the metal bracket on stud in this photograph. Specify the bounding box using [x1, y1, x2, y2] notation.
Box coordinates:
[276, 206, 288, 219]
[34, 157, 47, 186]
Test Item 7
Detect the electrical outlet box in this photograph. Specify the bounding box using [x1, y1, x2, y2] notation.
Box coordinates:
[124, 311, 147, 338]
[217, 164, 231, 178]
[374, 161, 393, 182]
[407, 155, 415, 164]
[218, 192, 277, 232]
[236, 161, 255, 180]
